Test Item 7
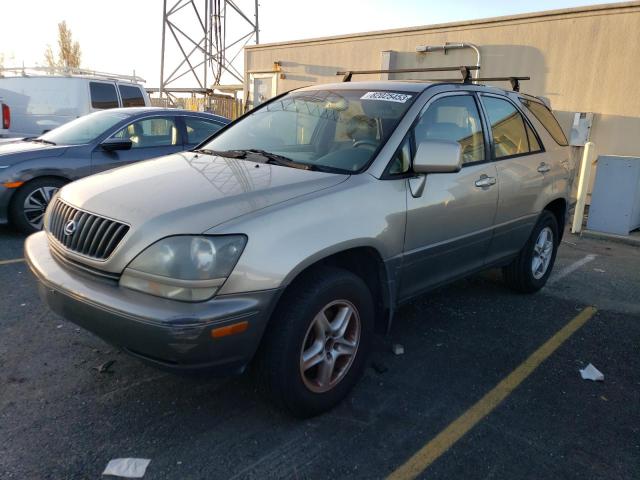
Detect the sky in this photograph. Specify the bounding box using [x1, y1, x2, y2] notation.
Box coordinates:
[0, 0, 623, 89]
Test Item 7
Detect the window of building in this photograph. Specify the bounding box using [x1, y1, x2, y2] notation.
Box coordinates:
[519, 98, 568, 146]
[118, 85, 146, 107]
[482, 96, 531, 159]
[90, 82, 119, 109]
[414, 95, 485, 165]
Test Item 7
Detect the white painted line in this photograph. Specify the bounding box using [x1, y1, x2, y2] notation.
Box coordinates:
[548, 254, 596, 285]
[0, 258, 24, 266]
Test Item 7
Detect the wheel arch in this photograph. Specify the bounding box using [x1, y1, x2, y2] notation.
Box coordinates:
[276, 245, 395, 335]
[543, 197, 567, 241]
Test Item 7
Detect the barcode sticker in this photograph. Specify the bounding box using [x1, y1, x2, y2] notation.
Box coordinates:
[360, 92, 412, 103]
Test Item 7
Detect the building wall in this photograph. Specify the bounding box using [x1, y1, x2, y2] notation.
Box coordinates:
[245, 2, 640, 158]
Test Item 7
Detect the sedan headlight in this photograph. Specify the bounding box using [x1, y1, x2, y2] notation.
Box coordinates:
[120, 235, 247, 301]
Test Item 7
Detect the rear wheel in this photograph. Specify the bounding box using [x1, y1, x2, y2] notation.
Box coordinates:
[9, 177, 65, 233]
[503, 210, 559, 293]
[257, 266, 374, 418]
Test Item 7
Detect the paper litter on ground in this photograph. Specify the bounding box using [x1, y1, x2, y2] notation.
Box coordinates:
[579, 363, 604, 382]
[102, 458, 150, 478]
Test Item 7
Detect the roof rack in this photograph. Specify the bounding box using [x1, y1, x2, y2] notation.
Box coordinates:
[335, 66, 529, 91]
[0, 66, 145, 84]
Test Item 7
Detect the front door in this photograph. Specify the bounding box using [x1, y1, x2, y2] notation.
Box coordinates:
[399, 92, 498, 300]
[91, 116, 183, 173]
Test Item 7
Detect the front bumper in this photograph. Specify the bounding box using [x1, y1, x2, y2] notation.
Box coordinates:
[25, 231, 282, 373]
[0, 185, 13, 224]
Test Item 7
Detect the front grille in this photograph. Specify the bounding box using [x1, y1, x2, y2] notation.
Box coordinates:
[47, 199, 129, 260]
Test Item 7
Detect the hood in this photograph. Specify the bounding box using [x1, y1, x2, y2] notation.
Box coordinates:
[60, 152, 348, 236]
[0, 141, 68, 166]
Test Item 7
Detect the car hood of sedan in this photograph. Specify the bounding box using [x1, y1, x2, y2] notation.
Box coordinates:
[0, 140, 68, 165]
[59, 151, 348, 236]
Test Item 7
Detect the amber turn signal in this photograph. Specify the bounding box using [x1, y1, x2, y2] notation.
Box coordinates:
[3, 181, 24, 188]
[211, 321, 249, 338]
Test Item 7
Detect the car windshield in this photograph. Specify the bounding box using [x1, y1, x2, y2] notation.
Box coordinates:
[39, 110, 131, 146]
[201, 89, 416, 173]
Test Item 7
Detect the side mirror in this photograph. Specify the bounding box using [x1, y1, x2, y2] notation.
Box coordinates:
[413, 140, 462, 174]
[100, 138, 132, 152]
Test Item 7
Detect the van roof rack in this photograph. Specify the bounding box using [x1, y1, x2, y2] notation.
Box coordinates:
[0, 66, 145, 84]
[335, 66, 529, 91]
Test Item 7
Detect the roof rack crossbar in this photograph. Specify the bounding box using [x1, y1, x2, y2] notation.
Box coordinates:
[335, 67, 529, 91]
[336, 65, 480, 83]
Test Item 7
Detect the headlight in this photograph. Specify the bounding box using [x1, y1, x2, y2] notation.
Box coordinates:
[120, 235, 246, 301]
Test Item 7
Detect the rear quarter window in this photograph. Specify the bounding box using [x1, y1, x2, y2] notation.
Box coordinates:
[118, 85, 146, 107]
[184, 117, 224, 144]
[520, 98, 568, 146]
[90, 82, 119, 109]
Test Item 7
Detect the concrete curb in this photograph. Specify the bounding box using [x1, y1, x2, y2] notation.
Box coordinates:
[580, 229, 640, 247]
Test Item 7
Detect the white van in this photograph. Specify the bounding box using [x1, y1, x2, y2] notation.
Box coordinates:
[0, 67, 150, 137]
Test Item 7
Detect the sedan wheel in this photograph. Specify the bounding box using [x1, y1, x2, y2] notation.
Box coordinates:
[23, 186, 59, 230]
[9, 178, 66, 233]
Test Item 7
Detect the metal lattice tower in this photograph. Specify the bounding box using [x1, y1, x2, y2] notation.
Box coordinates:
[159, 0, 259, 100]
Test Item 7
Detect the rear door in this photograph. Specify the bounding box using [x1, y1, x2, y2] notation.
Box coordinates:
[478, 94, 549, 264]
[399, 92, 499, 300]
[91, 115, 183, 173]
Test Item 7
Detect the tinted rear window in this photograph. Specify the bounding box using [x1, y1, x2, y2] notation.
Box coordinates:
[520, 98, 568, 146]
[90, 82, 119, 109]
[118, 85, 146, 107]
[184, 117, 224, 144]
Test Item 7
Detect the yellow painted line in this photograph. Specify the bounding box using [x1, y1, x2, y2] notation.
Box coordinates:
[0, 258, 24, 266]
[388, 306, 598, 480]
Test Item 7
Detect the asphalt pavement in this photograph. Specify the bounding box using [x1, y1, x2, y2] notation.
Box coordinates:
[0, 225, 638, 479]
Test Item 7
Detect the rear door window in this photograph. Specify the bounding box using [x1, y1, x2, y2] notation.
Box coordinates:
[118, 85, 146, 107]
[519, 98, 568, 146]
[481, 96, 531, 159]
[90, 82, 119, 109]
[184, 117, 224, 144]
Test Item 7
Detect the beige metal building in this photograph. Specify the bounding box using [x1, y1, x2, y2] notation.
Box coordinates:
[244, 1, 640, 160]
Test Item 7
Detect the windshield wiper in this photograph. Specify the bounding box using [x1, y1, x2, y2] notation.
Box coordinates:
[192, 148, 246, 158]
[25, 138, 56, 146]
[241, 149, 315, 171]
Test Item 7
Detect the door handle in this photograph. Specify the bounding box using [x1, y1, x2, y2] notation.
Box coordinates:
[537, 162, 551, 173]
[475, 175, 497, 188]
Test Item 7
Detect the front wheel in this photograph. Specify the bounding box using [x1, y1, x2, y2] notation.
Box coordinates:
[257, 266, 374, 418]
[9, 177, 65, 233]
[503, 210, 559, 293]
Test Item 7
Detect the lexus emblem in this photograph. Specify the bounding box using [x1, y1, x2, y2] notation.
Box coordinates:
[63, 219, 77, 236]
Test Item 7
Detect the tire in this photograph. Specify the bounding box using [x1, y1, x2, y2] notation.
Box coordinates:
[502, 210, 559, 293]
[256, 266, 374, 418]
[9, 177, 65, 234]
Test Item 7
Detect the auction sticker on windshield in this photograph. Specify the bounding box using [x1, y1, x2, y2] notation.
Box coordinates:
[360, 92, 412, 103]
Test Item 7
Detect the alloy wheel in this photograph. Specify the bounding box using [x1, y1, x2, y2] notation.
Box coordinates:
[532, 226, 554, 279]
[23, 186, 59, 230]
[299, 299, 361, 393]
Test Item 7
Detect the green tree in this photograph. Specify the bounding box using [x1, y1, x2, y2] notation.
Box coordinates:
[44, 21, 81, 69]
